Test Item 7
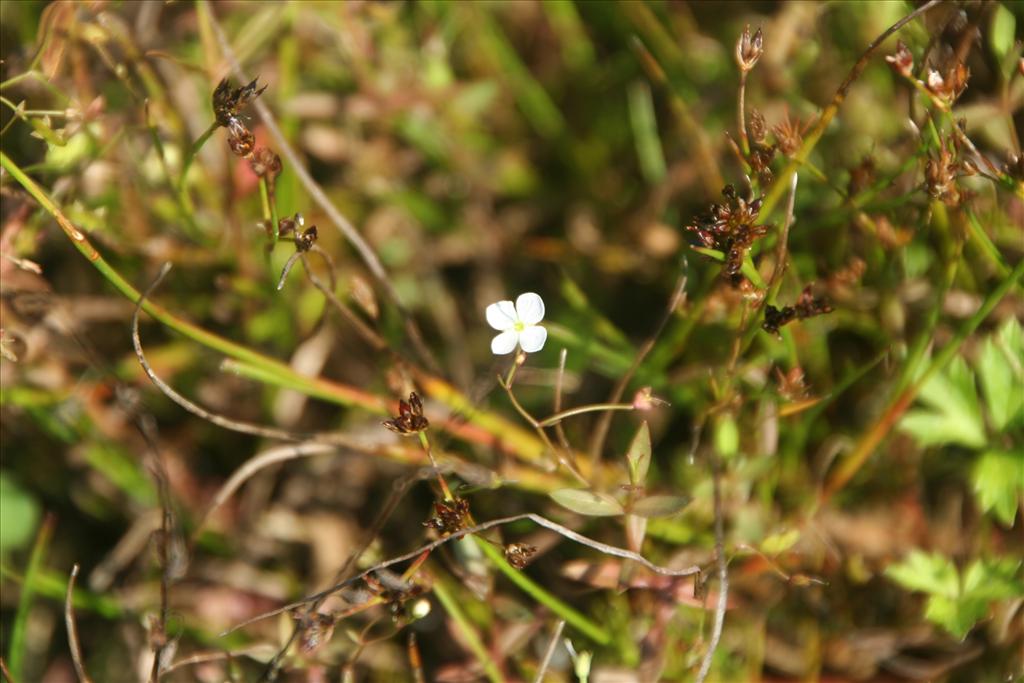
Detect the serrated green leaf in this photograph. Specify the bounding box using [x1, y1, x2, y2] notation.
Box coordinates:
[630, 494, 689, 519]
[550, 489, 624, 517]
[962, 557, 1024, 601]
[977, 333, 1023, 431]
[900, 356, 986, 448]
[760, 529, 801, 556]
[989, 3, 1016, 62]
[924, 594, 986, 639]
[973, 450, 1023, 525]
[626, 421, 651, 486]
[886, 549, 959, 598]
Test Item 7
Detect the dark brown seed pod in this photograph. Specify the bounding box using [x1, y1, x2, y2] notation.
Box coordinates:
[227, 123, 255, 157]
[423, 498, 470, 535]
[294, 225, 318, 252]
[212, 77, 267, 128]
[249, 147, 282, 179]
[382, 391, 429, 435]
[503, 543, 538, 569]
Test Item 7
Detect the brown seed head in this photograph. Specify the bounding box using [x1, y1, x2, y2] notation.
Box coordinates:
[736, 25, 763, 73]
[383, 391, 429, 435]
[212, 77, 267, 128]
[504, 543, 538, 569]
[249, 147, 282, 179]
[423, 498, 470, 535]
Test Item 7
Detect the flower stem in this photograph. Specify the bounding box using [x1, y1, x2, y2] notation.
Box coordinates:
[537, 403, 634, 428]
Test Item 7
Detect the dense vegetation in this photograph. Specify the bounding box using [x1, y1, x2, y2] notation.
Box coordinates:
[1, 2, 1021, 681]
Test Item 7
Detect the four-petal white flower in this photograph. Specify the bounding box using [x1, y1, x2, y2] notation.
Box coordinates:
[486, 292, 547, 355]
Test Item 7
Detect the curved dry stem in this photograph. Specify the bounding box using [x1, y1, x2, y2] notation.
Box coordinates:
[533, 619, 566, 683]
[299, 250, 388, 351]
[222, 512, 701, 637]
[694, 455, 728, 683]
[132, 263, 387, 459]
[65, 564, 93, 683]
[588, 270, 687, 462]
[192, 442, 340, 540]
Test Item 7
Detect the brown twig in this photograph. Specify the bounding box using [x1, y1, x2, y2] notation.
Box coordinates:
[552, 348, 572, 452]
[192, 442, 340, 540]
[588, 269, 687, 462]
[222, 512, 702, 637]
[694, 453, 728, 683]
[0, 658, 16, 683]
[299, 250, 388, 351]
[532, 619, 565, 683]
[65, 564, 93, 683]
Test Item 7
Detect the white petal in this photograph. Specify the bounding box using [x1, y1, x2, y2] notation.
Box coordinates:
[491, 330, 519, 355]
[515, 292, 545, 325]
[486, 300, 518, 331]
[518, 325, 547, 353]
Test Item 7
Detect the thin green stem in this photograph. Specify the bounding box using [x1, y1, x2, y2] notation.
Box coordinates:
[537, 403, 634, 428]
[431, 573, 504, 683]
[9, 516, 55, 680]
[179, 121, 217, 193]
[823, 256, 1024, 501]
[473, 538, 611, 645]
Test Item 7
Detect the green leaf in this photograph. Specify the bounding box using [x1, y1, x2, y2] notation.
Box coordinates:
[973, 450, 1023, 525]
[886, 549, 959, 598]
[760, 529, 801, 556]
[899, 356, 986, 448]
[550, 489, 624, 517]
[924, 594, 986, 639]
[962, 557, 1024, 601]
[714, 413, 739, 457]
[0, 473, 41, 553]
[989, 3, 1016, 62]
[630, 494, 689, 519]
[626, 421, 651, 486]
[977, 318, 1024, 430]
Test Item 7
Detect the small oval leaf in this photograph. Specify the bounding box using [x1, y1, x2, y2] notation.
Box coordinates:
[760, 529, 801, 556]
[626, 421, 651, 486]
[630, 494, 689, 519]
[550, 489, 624, 517]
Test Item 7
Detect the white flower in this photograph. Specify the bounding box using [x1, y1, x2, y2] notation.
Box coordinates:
[486, 292, 547, 355]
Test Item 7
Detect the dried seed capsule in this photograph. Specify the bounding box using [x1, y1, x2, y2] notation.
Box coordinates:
[249, 147, 282, 179]
[736, 25, 763, 73]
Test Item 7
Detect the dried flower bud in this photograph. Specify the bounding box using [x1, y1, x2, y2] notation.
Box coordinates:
[775, 366, 809, 401]
[249, 147, 282, 179]
[212, 77, 267, 128]
[772, 111, 809, 158]
[847, 156, 876, 196]
[227, 123, 255, 157]
[504, 543, 538, 569]
[383, 391, 429, 435]
[885, 41, 914, 78]
[632, 386, 669, 411]
[736, 25, 763, 73]
[925, 62, 969, 104]
[294, 225, 318, 252]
